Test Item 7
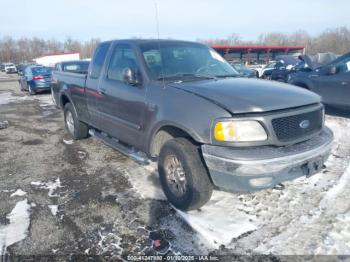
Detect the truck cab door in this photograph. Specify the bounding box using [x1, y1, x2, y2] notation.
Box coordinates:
[85, 42, 111, 127]
[97, 43, 147, 148]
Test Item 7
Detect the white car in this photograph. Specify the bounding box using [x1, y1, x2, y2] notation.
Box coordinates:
[3, 63, 17, 74]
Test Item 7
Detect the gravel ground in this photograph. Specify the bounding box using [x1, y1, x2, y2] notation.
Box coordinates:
[0, 74, 349, 260]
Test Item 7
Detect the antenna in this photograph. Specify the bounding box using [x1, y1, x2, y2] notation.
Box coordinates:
[154, 1, 165, 87]
[154, 2, 160, 41]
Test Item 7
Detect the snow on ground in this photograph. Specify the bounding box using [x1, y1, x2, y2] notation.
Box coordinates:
[0, 92, 15, 105]
[31, 178, 62, 197]
[48, 205, 58, 216]
[127, 116, 350, 254]
[177, 193, 258, 248]
[0, 91, 53, 108]
[63, 139, 74, 145]
[10, 189, 27, 197]
[0, 199, 31, 255]
[125, 163, 166, 201]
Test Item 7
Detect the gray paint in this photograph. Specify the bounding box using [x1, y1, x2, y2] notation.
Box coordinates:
[51, 39, 331, 159]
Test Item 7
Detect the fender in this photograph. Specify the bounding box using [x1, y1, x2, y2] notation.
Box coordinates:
[147, 120, 206, 157]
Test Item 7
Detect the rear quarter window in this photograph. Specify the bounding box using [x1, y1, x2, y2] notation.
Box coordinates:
[90, 42, 111, 78]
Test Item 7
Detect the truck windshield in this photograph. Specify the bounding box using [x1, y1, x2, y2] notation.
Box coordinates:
[140, 42, 239, 81]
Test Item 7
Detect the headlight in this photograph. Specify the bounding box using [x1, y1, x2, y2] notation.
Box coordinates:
[214, 120, 267, 142]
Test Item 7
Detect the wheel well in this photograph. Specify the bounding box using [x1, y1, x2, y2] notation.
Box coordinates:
[60, 94, 70, 108]
[150, 126, 196, 157]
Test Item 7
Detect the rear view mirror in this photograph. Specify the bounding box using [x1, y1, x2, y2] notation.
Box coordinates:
[122, 67, 139, 85]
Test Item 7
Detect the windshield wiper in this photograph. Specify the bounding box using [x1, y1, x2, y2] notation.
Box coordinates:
[157, 73, 216, 81]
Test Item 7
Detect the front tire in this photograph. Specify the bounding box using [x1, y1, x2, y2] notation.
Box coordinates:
[158, 138, 213, 211]
[64, 103, 89, 140]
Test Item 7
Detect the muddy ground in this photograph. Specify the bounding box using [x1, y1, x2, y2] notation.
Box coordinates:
[0, 73, 349, 261]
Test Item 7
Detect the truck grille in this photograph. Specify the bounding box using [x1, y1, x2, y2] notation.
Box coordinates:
[272, 109, 323, 142]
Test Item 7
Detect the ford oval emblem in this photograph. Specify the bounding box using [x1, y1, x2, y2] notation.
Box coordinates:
[299, 120, 310, 129]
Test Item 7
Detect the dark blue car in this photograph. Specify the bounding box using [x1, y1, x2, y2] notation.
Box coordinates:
[19, 66, 52, 95]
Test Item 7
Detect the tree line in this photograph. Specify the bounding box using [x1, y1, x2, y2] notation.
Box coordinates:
[1, 27, 350, 63]
[0, 37, 100, 63]
[199, 27, 350, 55]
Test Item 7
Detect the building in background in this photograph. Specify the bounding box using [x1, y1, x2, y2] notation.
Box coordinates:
[33, 52, 80, 67]
[212, 45, 305, 65]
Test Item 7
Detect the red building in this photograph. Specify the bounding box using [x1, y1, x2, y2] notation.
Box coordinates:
[212, 45, 305, 64]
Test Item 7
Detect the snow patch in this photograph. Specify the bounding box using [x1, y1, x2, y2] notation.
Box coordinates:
[48, 205, 58, 216]
[320, 162, 350, 207]
[0, 92, 14, 105]
[63, 139, 73, 145]
[0, 199, 31, 255]
[31, 178, 62, 197]
[125, 162, 166, 201]
[176, 191, 257, 248]
[10, 189, 27, 197]
[127, 163, 256, 248]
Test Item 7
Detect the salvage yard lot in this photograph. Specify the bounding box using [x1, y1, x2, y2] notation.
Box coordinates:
[0, 75, 349, 258]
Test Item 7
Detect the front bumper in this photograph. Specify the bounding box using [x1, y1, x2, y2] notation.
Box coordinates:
[202, 127, 333, 192]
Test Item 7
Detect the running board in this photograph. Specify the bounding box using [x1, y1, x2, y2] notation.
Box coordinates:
[89, 129, 149, 165]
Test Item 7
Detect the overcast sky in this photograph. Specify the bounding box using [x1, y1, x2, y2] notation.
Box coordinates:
[1, 0, 349, 41]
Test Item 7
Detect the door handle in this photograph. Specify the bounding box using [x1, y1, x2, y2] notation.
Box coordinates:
[341, 81, 347, 85]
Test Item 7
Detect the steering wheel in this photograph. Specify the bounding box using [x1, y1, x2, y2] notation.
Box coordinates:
[196, 61, 219, 74]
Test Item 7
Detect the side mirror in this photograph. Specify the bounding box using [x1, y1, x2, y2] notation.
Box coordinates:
[122, 67, 139, 85]
[326, 65, 337, 75]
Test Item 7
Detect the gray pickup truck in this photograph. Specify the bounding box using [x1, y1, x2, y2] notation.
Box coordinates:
[52, 39, 333, 211]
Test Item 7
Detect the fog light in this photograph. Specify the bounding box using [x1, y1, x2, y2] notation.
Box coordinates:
[249, 177, 273, 187]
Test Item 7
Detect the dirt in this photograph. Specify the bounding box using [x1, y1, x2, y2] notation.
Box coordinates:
[0, 79, 207, 260]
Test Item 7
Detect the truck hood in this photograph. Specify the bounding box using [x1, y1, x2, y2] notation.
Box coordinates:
[169, 78, 321, 114]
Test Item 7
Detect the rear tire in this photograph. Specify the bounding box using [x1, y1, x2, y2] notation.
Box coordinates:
[64, 103, 89, 140]
[19, 81, 24, 91]
[28, 83, 35, 95]
[158, 137, 213, 211]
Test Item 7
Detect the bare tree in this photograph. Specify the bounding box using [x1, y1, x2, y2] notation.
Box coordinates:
[1, 27, 350, 63]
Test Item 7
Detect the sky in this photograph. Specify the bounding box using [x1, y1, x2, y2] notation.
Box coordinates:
[0, 0, 349, 41]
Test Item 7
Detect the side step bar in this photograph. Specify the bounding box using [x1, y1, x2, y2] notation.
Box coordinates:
[89, 129, 149, 165]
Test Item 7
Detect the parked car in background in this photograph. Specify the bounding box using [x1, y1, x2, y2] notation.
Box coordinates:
[230, 63, 257, 78]
[260, 61, 280, 79]
[246, 63, 264, 77]
[262, 55, 299, 82]
[3, 63, 17, 74]
[16, 64, 36, 75]
[19, 66, 52, 95]
[52, 39, 333, 211]
[54, 60, 90, 74]
[288, 52, 350, 109]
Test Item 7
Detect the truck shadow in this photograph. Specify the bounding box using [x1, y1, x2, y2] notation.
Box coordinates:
[325, 105, 350, 118]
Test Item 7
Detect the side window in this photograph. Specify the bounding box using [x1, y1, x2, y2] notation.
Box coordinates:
[107, 45, 138, 82]
[90, 42, 110, 79]
[336, 57, 350, 74]
[25, 67, 31, 75]
[266, 62, 276, 69]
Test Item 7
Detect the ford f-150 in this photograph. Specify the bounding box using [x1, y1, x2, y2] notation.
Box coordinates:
[51, 39, 333, 211]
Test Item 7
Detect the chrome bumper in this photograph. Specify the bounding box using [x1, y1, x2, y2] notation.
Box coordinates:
[202, 127, 334, 192]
